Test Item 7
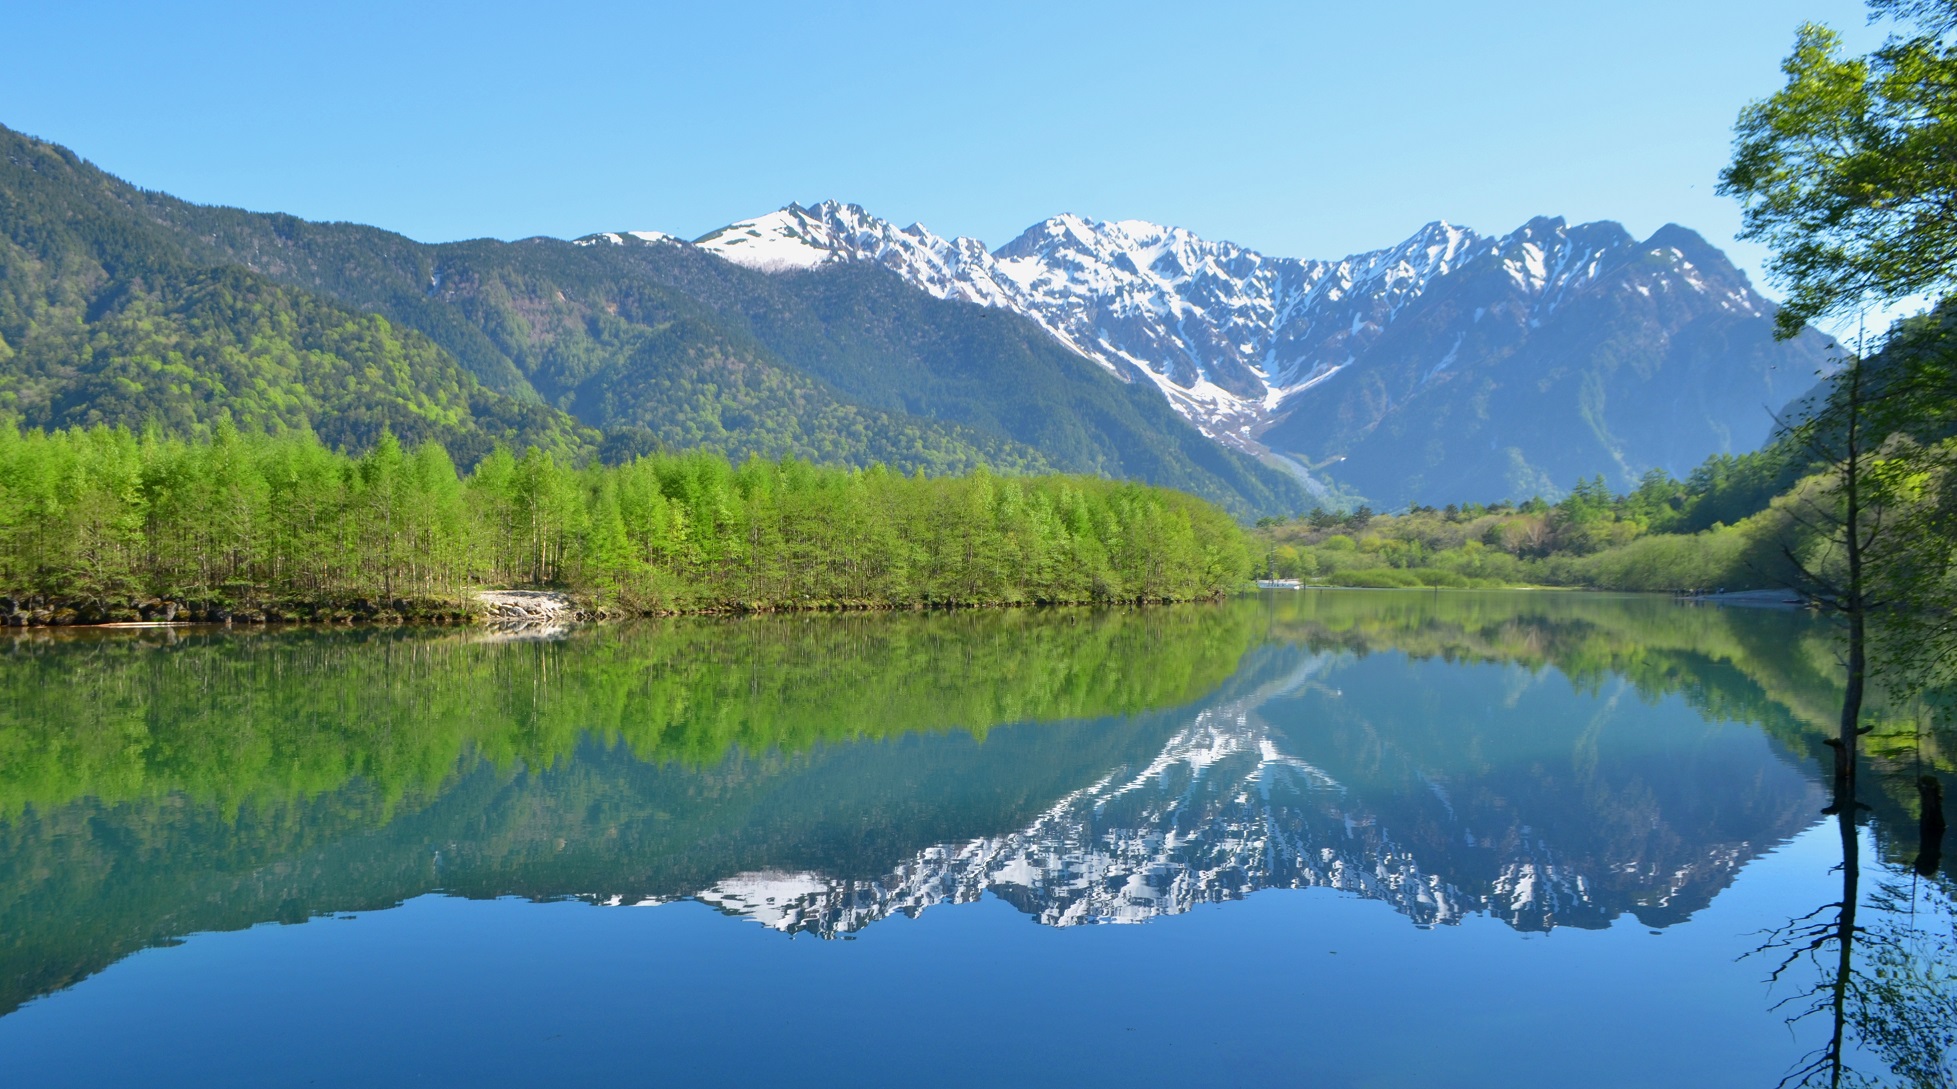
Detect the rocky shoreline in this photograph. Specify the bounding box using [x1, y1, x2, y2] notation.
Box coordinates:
[1, 589, 1230, 630]
[2, 593, 505, 628]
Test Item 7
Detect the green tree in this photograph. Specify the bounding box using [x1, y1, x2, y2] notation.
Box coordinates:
[1722, 16, 1957, 1085]
[1720, 2, 1957, 336]
[1, 422, 1251, 612]
[1723, 0, 1957, 800]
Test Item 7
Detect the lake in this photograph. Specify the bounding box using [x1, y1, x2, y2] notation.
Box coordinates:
[1, 591, 1950, 1087]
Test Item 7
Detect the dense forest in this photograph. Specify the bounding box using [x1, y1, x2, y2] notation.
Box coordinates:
[0, 420, 1251, 617]
[0, 123, 1308, 515]
[0, 131, 597, 462]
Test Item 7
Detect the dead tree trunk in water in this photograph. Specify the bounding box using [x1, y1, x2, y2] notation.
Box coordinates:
[1782, 356, 1879, 801]
[1920, 775, 1947, 878]
[1825, 791, 1860, 1089]
[1830, 359, 1869, 801]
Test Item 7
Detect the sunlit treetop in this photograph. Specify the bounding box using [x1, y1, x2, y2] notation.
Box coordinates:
[1720, 0, 1957, 336]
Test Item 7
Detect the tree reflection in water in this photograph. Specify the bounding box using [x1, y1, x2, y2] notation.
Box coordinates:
[1756, 782, 1955, 1088]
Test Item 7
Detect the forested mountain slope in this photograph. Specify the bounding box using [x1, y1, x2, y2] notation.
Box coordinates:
[0, 128, 588, 462]
[148, 205, 1303, 512]
[686, 202, 1835, 506]
[559, 240, 1308, 515]
[140, 202, 1054, 477]
[0, 125, 1050, 483]
[0, 122, 1304, 513]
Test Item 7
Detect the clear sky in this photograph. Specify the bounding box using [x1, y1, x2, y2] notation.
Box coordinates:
[1, 0, 1885, 302]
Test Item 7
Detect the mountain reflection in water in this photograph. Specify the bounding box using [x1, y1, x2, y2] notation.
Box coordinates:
[697, 643, 1820, 936]
[1, 590, 1952, 1088]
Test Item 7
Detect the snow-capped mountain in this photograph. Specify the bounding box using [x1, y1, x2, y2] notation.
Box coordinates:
[602, 201, 1839, 505]
[646, 201, 1833, 503]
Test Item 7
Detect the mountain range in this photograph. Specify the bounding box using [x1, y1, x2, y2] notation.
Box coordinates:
[0, 122, 1834, 511]
[678, 201, 1838, 504]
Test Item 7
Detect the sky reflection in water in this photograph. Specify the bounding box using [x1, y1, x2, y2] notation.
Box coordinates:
[0, 591, 1949, 1088]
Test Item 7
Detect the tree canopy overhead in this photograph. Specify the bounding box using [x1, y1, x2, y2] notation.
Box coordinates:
[1719, 0, 1957, 336]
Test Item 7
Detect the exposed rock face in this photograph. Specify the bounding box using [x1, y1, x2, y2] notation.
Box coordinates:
[475, 590, 587, 635]
[679, 202, 1835, 504]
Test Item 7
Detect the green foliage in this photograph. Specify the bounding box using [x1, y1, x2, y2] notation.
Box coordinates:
[104, 139, 1306, 513]
[0, 603, 1262, 819]
[1556, 522, 1766, 592]
[1248, 451, 1851, 593]
[0, 422, 1251, 610]
[0, 132, 592, 463]
[1872, 303, 1957, 446]
[1720, 3, 1957, 335]
[1725, 0, 1957, 808]
[1674, 447, 1804, 531]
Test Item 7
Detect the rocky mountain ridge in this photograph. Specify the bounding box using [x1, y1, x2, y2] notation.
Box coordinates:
[629, 201, 1836, 504]
[0, 114, 1837, 510]
[0, 122, 1310, 514]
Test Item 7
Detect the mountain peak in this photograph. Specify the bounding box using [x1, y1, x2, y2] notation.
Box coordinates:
[1642, 222, 1725, 268]
[675, 202, 1821, 498]
[1645, 222, 1706, 247]
[694, 204, 851, 270]
[572, 229, 677, 248]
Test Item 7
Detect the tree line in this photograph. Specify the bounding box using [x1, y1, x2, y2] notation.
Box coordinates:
[0, 420, 1251, 615]
[1250, 460, 1790, 591]
[1250, 392, 1955, 598]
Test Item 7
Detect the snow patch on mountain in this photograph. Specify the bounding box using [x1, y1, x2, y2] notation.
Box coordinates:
[690, 209, 838, 270]
[603, 202, 1786, 465]
[576, 229, 676, 247]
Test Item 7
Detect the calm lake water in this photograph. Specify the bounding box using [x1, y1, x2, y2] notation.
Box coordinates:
[1, 591, 1950, 1087]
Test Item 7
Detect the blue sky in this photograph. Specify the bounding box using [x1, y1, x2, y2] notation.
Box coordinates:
[2, 0, 1883, 298]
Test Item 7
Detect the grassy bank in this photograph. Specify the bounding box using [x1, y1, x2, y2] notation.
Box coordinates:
[1250, 476, 1796, 594]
